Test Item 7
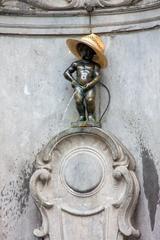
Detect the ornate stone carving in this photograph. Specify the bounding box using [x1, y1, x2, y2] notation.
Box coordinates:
[71, 0, 141, 8]
[0, 0, 159, 35]
[0, 0, 142, 11]
[30, 128, 140, 240]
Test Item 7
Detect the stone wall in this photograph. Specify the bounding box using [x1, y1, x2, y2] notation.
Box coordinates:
[0, 1, 160, 239]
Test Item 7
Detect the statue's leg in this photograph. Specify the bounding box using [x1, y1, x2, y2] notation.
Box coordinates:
[85, 88, 96, 122]
[74, 88, 86, 121]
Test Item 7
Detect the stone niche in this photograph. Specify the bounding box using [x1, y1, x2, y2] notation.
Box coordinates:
[30, 127, 140, 240]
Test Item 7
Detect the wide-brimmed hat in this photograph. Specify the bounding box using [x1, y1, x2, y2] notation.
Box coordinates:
[66, 33, 107, 68]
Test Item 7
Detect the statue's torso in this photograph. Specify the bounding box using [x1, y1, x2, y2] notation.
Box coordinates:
[76, 61, 95, 86]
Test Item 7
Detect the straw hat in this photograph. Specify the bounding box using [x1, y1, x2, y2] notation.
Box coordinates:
[66, 33, 107, 68]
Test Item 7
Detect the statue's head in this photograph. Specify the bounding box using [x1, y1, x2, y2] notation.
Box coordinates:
[77, 43, 95, 61]
[66, 34, 107, 68]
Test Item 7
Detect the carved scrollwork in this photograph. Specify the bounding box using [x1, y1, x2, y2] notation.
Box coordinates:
[94, 0, 141, 7]
[30, 168, 54, 238]
[30, 168, 53, 208]
[113, 166, 140, 237]
[0, 0, 142, 11]
[30, 128, 140, 240]
[112, 140, 140, 238]
[0, 0, 159, 35]
[66, 0, 141, 8]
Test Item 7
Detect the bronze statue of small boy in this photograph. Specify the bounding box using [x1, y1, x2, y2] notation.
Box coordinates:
[64, 34, 107, 127]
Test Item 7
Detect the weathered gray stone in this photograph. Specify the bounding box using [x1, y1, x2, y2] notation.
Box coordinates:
[0, 5, 160, 239]
[30, 128, 140, 240]
[0, 0, 159, 35]
[102, 30, 160, 240]
[63, 152, 103, 193]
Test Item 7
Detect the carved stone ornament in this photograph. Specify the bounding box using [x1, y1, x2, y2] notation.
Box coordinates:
[0, 0, 142, 11]
[0, 0, 159, 34]
[30, 127, 140, 240]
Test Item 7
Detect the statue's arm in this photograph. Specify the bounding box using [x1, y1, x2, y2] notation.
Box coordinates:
[85, 64, 101, 90]
[63, 62, 78, 86]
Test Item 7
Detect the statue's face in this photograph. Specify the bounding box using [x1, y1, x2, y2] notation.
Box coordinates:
[77, 43, 95, 61]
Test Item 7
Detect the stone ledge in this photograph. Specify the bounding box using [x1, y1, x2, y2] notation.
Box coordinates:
[0, 5, 159, 35]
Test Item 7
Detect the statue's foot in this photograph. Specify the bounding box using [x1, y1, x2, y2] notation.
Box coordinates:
[88, 115, 96, 122]
[71, 116, 87, 127]
[86, 115, 100, 127]
[71, 115, 100, 128]
[79, 116, 86, 121]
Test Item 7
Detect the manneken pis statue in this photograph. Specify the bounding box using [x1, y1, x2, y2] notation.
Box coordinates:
[64, 34, 107, 126]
